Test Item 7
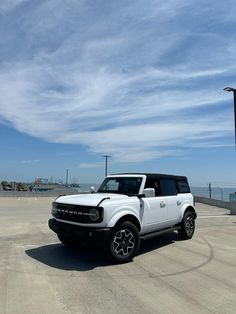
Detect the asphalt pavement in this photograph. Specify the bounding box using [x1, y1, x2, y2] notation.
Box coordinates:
[0, 197, 236, 314]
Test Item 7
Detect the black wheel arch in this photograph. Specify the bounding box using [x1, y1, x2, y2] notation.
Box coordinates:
[184, 206, 197, 219]
[114, 215, 141, 232]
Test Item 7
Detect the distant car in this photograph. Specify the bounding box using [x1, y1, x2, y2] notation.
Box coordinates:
[49, 173, 196, 263]
[3, 185, 13, 191]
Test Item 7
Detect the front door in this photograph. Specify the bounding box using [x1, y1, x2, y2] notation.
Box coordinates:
[142, 196, 169, 233]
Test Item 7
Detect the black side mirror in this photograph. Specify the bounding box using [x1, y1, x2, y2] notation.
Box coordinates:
[137, 194, 145, 199]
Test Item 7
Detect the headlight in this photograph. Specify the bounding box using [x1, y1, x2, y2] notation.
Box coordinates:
[51, 203, 57, 215]
[89, 208, 100, 221]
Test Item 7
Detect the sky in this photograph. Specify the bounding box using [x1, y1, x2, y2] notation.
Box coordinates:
[0, 0, 236, 186]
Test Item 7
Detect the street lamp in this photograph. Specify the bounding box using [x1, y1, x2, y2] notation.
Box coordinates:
[223, 86, 236, 148]
[102, 155, 111, 177]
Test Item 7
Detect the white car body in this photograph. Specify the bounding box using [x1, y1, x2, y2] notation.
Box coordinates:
[52, 174, 194, 233]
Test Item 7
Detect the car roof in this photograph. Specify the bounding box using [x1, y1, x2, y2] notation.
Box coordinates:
[110, 173, 188, 181]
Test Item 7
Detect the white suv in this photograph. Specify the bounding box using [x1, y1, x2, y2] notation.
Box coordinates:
[49, 173, 196, 263]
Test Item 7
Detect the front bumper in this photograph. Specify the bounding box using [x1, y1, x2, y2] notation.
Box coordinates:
[48, 218, 111, 246]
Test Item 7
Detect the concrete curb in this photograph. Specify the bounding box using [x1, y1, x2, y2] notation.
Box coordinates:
[194, 196, 230, 209]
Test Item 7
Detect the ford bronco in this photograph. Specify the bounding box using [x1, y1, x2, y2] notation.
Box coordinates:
[49, 173, 196, 263]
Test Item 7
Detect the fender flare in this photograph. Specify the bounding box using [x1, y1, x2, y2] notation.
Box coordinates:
[107, 209, 141, 231]
[180, 203, 197, 220]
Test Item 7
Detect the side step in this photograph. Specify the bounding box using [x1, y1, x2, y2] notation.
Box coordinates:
[140, 226, 181, 241]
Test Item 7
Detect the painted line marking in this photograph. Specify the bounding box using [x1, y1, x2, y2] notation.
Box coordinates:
[198, 215, 232, 218]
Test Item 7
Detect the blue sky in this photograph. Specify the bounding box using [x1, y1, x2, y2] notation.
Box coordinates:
[0, 0, 236, 186]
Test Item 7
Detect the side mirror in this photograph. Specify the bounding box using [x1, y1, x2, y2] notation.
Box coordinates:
[90, 186, 96, 193]
[140, 188, 155, 198]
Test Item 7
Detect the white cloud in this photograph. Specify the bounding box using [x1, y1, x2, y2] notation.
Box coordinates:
[0, 0, 235, 163]
[20, 159, 40, 164]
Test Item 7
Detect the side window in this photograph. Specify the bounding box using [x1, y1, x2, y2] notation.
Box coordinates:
[159, 179, 177, 196]
[177, 180, 190, 193]
[144, 178, 160, 196]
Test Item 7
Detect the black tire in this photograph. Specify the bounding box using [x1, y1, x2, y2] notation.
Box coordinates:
[58, 234, 79, 247]
[178, 211, 195, 240]
[108, 222, 140, 263]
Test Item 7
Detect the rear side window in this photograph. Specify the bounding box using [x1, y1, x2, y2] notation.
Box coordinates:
[159, 179, 177, 196]
[177, 180, 190, 193]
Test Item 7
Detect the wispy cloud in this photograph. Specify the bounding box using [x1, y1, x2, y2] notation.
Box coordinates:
[0, 0, 29, 14]
[20, 159, 40, 164]
[79, 162, 104, 169]
[0, 0, 235, 163]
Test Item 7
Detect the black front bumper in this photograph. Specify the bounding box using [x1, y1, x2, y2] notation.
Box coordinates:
[48, 218, 111, 246]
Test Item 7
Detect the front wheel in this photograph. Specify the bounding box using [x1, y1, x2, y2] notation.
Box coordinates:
[178, 211, 195, 240]
[108, 222, 140, 263]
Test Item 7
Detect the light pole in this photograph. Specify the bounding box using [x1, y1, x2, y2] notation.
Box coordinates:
[65, 169, 69, 186]
[102, 155, 111, 177]
[223, 86, 236, 148]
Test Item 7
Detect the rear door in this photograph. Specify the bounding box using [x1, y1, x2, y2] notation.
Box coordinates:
[159, 179, 179, 224]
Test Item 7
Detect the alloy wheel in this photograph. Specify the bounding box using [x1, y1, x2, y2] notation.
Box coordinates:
[113, 229, 135, 256]
[185, 215, 194, 235]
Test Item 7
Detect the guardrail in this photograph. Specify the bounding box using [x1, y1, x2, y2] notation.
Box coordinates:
[194, 196, 230, 209]
[0, 189, 88, 197]
[0, 191, 232, 211]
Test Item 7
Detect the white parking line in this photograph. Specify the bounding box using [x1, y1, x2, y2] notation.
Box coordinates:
[198, 215, 232, 218]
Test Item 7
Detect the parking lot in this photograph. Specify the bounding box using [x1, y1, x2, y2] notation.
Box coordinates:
[0, 197, 236, 314]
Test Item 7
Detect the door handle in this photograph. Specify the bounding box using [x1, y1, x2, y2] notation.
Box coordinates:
[177, 200, 181, 206]
[160, 201, 166, 208]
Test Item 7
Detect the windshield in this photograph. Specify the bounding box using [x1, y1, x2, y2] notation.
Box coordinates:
[98, 177, 143, 195]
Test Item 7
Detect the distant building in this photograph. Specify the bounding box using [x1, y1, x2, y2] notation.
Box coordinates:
[35, 178, 49, 184]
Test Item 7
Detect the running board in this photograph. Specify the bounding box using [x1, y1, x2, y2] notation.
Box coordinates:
[140, 226, 181, 241]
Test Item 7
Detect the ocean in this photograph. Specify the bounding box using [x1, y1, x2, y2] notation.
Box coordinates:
[190, 186, 236, 202]
[77, 184, 236, 202]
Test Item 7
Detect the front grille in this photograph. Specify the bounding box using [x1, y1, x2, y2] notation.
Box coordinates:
[52, 202, 103, 223]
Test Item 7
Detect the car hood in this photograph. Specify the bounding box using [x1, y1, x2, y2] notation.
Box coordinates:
[54, 193, 129, 207]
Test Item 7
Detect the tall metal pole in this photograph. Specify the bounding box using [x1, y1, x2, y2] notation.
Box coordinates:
[223, 86, 236, 148]
[208, 183, 212, 199]
[66, 169, 69, 186]
[102, 155, 111, 177]
[233, 90, 236, 148]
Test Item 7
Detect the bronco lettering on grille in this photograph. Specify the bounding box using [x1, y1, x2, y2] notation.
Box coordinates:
[57, 209, 83, 215]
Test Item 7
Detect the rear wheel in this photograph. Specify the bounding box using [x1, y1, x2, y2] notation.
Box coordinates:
[178, 211, 195, 240]
[108, 222, 140, 263]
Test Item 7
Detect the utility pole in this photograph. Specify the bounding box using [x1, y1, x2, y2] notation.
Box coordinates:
[102, 155, 111, 177]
